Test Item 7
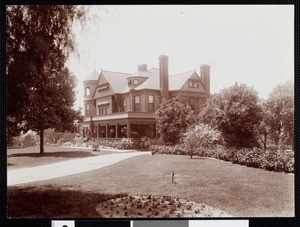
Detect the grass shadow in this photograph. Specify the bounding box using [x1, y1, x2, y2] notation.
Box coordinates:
[8, 185, 127, 218]
[8, 151, 96, 158]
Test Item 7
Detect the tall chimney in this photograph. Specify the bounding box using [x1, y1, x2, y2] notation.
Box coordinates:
[159, 55, 169, 100]
[200, 64, 210, 94]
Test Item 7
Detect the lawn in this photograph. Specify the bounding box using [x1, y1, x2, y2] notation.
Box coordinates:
[8, 154, 294, 218]
[7, 146, 118, 170]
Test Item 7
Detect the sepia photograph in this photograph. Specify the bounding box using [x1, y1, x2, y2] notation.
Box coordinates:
[6, 5, 294, 218]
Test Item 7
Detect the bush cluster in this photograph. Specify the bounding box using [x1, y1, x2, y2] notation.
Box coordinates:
[90, 137, 151, 151]
[44, 129, 78, 146]
[149, 144, 186, 156]
[9, 131, 38, 148]
[149, 145, 294, 173]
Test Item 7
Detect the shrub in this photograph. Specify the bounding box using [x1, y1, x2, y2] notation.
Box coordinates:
[183, 123, 223, 158]
[19, 130, 38, 147]
[149, 144, 187, 155]
[139, 137, 150, 149]
[44, 129, 77, 146]
[119, 138, 134, 149]
[150, 144, 294, 173]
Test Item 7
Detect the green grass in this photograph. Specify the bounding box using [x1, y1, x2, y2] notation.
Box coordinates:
[7, 146, 118, 169]
[8, 154, 294, 217]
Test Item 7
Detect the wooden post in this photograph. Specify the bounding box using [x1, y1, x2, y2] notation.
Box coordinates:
[172, 171, 175, 184]
[115, 123, 118, 138]
[105, 124, 108, 138]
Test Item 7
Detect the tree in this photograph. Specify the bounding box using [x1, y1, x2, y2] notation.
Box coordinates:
[155, 97, 194, 145]
[184, 123, 222, 158]
[6, 5, 86, 153]
[199, 83, 263, 148]
[263, 80, 294, 150]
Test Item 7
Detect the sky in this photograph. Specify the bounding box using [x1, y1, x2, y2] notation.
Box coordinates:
[66, 5, 294, 109]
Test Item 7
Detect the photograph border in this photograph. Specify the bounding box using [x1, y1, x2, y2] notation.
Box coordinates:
[1, 1, 298, 226]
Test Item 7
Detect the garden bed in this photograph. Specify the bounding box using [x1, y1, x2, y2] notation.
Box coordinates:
[96, 195, 232, 218]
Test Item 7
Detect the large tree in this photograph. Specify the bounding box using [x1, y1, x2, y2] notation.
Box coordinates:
[6, 5, 86, 153]
[155, 97, 194, 145]
[263, 80, 294, 150]
[199, 83, 263, 148]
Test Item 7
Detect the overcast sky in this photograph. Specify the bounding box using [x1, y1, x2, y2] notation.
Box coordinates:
[66, 5, 294, 109]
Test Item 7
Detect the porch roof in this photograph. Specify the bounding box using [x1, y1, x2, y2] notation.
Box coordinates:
[83, 112, 156, 123]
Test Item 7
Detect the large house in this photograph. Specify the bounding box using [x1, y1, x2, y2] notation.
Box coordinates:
[82, 55, 210, 140]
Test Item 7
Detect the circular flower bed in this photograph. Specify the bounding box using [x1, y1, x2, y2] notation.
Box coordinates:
[96, 195, 232, 218]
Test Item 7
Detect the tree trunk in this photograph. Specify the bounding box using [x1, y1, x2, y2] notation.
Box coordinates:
[190, 148, 193, 159]
[40, 129, 44, 155]
[263, 133, 267, 151]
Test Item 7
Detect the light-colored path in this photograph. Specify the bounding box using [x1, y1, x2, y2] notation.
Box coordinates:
[8, 151, 151, 186]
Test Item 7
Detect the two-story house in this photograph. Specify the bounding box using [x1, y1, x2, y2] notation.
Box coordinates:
[82, 55, 210, 140]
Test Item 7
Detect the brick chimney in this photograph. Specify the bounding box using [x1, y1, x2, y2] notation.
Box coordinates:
[138, 64, 147, 71]
[159, 55, 169, 100]
[200, 64, 210, 94]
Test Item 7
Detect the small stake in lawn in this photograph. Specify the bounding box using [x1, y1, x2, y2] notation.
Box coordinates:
[172, 171, 175, 184]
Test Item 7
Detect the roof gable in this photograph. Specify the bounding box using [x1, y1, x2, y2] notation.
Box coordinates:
[169, 71, 195, 91]
[181, 72, 207, 93]
[102, 70, 131, 93]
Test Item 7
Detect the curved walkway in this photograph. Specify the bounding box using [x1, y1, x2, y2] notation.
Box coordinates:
[8, 151, 151, 186]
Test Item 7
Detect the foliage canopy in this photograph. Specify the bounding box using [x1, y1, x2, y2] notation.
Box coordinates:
[199, 83, 263, 148]
[156, 97, 194, 145]
[6, 5, 86, 153]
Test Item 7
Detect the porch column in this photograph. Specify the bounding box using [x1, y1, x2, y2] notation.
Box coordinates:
[127, 123, 131, 138]
[116, 123, 119, 138]
[106, 124, 108, 138]
[96, 124, 99, 138]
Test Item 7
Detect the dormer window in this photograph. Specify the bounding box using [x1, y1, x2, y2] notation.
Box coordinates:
[133, 79, 139, 85]
[188, 80, 199, 88]
[97, 82, 109, 92]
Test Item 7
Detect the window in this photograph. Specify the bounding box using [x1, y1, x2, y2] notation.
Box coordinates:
[134, 95, 141, 111]
[98, 105, 108, 115]
[133, 79, 139, 85]
[97, 82, 109, 92]
[122, 98, 126, 112]
[188, 80, 199, 88]
[85, 87, 91, 96]
[86, 104, 90, 116]
[148, 95, 154, 112]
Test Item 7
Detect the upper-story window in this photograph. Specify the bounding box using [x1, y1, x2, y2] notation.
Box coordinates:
[85, 87, 91, 96]
[122, 98, 126, 112]
[188, 80, 199, 88]
[86, 104, 90, 116]
[134, 95, 141, 111]
[97, 82, 109, 92]
[148, 95, 154, 112]
[97, 102, 109, 115]
[98, 105, 108, 115]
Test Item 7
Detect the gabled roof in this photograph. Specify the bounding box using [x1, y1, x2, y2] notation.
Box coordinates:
[84, 67, 206, 94]
[169, 71, 195, 90]
[101, 70, 131, 93]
